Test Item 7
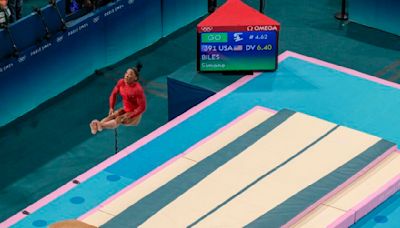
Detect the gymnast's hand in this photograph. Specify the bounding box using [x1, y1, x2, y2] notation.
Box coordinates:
[109, 108, 115, 116]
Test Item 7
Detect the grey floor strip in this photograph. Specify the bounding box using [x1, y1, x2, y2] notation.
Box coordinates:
[102, 109, 295, 228]
[246, 140, 395, 228]
[188, 125, 339, 227]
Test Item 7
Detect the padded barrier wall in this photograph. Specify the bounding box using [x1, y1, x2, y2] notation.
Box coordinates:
[167, 77, 215, 120]
[0, 0, 207, 127]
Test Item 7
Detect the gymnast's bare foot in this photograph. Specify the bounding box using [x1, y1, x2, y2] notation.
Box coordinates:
[90, 120, 98, 135]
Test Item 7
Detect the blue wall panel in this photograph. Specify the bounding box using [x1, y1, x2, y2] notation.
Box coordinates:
[0, 18, 106, 126]
[11, 15, 46, 50]
[0, 30, 13, 60]
[349, 0, 400, 36]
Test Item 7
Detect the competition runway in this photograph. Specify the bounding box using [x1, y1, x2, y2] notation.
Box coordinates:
[3, 51, 400, 227]
[85, 109, 395, 227]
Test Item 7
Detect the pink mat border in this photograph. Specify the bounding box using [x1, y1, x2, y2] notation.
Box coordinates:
[78, 105, 277, 220]
[329, 149, 400, 228]
[3, 50, 400, 227]
[282, 145, 398, 228]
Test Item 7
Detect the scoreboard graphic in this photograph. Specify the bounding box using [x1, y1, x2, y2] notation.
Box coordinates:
[198, 31, 278, 72]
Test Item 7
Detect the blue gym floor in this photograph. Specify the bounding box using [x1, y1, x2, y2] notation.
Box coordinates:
[9, 52, 400, 227]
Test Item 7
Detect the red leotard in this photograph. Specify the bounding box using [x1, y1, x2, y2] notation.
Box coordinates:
[109, 79, 146, 118]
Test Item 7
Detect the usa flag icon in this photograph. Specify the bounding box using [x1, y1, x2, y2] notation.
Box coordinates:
[234, 45, 243, 51]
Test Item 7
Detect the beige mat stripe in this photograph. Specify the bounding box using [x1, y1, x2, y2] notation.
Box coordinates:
[291, 205, 346, 228]
[139, 113, 336, 228]
[81, 108, 275, 227]
[194, 127, 380, 228]
[81, 210, 114, 227]
[292, 152, 400, 228]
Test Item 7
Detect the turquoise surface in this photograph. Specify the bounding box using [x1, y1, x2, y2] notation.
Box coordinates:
[12, 55, 400, 227]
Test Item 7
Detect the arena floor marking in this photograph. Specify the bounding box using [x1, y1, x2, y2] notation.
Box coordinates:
[138, 112, 335, 227]
[81, 107, 275, 226]
[291, 151, 400, 228]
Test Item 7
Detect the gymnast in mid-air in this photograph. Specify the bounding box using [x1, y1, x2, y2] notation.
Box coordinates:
[90, 63, 146, 135]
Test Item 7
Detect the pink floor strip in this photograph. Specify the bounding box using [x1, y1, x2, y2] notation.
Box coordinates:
[3, 51, 400, 227]
[78, 106, 276, 220]
[282, 146, 398, 228]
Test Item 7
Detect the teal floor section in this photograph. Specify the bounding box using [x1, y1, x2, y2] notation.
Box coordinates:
[2, 0, 400, 224]
[13, 53, 400, 227]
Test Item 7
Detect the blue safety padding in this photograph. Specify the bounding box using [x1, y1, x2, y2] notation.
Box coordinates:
[167, 77, 215, 120]
[166, 61, 243, 120]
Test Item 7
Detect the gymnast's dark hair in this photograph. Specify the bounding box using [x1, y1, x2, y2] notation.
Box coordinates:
[132, 62, 143, 81]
